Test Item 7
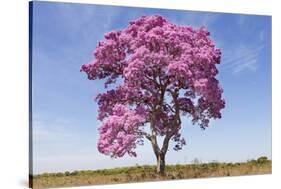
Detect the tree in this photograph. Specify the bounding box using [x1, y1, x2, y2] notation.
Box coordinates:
[81, 15, 225, 175]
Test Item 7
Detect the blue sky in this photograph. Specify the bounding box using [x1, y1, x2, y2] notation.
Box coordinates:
[31, 1, 272, 174]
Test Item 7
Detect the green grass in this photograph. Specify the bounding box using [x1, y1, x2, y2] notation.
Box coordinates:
[31, 156, 271, 189]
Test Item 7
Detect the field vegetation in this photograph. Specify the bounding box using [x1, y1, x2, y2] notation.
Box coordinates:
[31, 156, 271, 189]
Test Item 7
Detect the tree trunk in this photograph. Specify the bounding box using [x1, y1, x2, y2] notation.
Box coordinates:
[156, 152, 165, 175]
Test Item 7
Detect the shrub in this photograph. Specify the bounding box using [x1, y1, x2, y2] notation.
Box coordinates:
[226, 163, 234, 167]
[201, 163, 208, 169]
[208, 162, 220, 169]
[70, 171, 79, 176]
[257, 156, 268, 164]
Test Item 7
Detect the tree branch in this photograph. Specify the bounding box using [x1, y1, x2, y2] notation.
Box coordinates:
[139, 131, 152, 141]
[144, 74, 160, 88]
[166, 89, 182, 140]
[161, 133, 172, 155]
[164, 103, 175, 113]
[150, 109, 161, 156]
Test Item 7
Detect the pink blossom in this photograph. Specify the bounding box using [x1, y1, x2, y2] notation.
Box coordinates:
[81, 15, 225, 159]
[97, 104, 146, 157]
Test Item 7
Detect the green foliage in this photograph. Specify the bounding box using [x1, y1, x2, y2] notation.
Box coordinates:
[257, 156, 269, 164]
[70, 171, 79, 176]
[208, 162, 220, 169]
[201, 163, 208, 169]
[226, 163, 234, 167]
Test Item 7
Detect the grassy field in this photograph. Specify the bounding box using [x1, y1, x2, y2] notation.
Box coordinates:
[31, 156, 271, 189]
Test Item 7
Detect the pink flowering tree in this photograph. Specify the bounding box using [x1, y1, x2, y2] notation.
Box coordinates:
[81, 15, 225, 174]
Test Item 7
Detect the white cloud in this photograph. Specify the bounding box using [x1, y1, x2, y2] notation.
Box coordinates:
[219, 43, 265, 74]
[232, 57, 258, 74]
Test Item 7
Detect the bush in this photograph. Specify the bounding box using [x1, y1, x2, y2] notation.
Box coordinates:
[65, 171, 70, 176]
[257, 156, 268, 164]
[201, 163, 208, 169]
[226, 163, 234, 167]
[235, 163, 241, 166]
[208, 162, 220, 169]
[70, 171, 79, 176]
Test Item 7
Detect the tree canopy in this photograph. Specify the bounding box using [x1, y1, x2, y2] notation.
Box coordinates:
[81, 15, 225, 160]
